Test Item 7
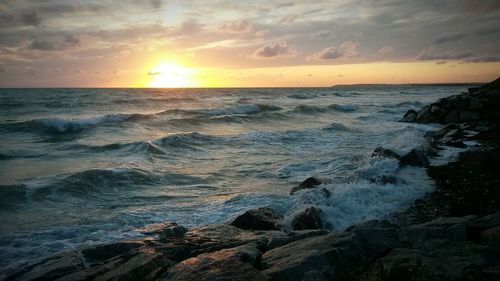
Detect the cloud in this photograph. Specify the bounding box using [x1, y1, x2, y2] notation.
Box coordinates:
[463, 56, 500, 63]
[21, 10, 41, 26]
[251, 40, 297, 58]
[280, 14, 298, 24]
[29, 40, 56, 51]
[311, 31, 331, 39]
[436, 61, 447, 65]
[307, 41, 360, 61]
[376, 46, 394, 57]
[433, 32, 466, 44]
[218, 19, 253, 34]
[149, 0, 164, 9]
[416, 49, 474, 60]
[64, 34, 80, 45]
[475, 27, 500, 36]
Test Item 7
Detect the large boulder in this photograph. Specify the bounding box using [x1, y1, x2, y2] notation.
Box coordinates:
[230, 207, 283, 230]
[400, 149, 429, 167]
[291, 207, 326, 230]
[402, 109, 417, 122]
[261, 232, 367, 281]
[362, 240, 497, 281]
[372, 146, 401, 160]
[158, 222, 188, 241]
[290, 177, 322, 195]
[165, 243, 268, 281]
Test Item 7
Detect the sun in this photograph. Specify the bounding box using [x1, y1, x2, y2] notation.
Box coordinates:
[147, 61, 196, 88]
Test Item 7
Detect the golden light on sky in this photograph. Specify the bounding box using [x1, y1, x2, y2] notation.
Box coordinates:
[147, 61, 197, 88]
[0, 0, 499, 87]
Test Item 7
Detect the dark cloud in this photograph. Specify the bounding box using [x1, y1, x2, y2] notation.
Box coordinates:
[21, 10, 41, 26]
[64, 34, 80, 45]
[29, 40, 56, 51]
[416, 49, 474, 60]
[307, 41, 360, 61]
[38, 3, 103, 14]
[475, 27, 500, 36]
[433, 32, 466, 44]
[149, 0, 164, 9]
[251, 40, 296, 58]
[147, 70, 160, 76]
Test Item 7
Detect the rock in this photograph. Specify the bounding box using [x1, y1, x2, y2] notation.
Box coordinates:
[400, 149, 429, 167]
[261, 232, 367, 281]
[369, 175, 398, 185]
[290, 177, 322, 195]
[444, 109, 460, 123]
[416, 105, 439, 123]
[158, 222, 188, 241]
[165, 243, 269, 281]
[230, 207, 283, 230]
[402, 109, 417, 122]
[291, 207, 325, 230]
[372, 146, 401, 160]
[400, 216, 476, 246]
[6, 241, 172, 281]
[346, 220, 401, 258]
[363, 240, 496, 281]
[468, 212, 500, 241]
[480, 225, 500, 253]
[459, 110, 480, 121]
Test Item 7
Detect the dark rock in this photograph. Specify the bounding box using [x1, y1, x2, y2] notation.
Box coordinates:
[261, 232, 367, 281]
[444, 109, 460, 123]
[158, 222, 188, 241]
[165, 243, 268, 281]
[346, 220, 401, 258]
[363, 240, 496, 281]
[399, 216, 476, 246]
[290, 177, 322, 195]
[402, 109, 417, 122]
[230, 207, 283, 230]
[370, 175, 399, 185]
[459, 110, 480, 121]
[372, 146, 401, 160]
[291, 207, 325, 230]
[400, 149, 429, 167]
[480, 225, 500, 253]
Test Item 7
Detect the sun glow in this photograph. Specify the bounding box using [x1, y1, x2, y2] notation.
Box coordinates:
[147, 61, 196, 88]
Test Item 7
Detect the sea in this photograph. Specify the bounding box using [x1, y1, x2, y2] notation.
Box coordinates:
[0, 85, 471, 275]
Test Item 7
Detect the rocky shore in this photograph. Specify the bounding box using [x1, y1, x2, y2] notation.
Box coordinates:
[4, 78, 500, 281]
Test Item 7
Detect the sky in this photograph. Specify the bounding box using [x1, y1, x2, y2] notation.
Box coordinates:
[0, 0, 499, 87]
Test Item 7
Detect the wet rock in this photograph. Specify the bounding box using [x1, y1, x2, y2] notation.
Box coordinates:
[363, 240, 496, 281]
[291, 207, 325, 230]
[402, 109, 417, 122]
[400, 149, 429, 167]
[445, 109, 460, 123]
[261, 232, 367, 281]
[400, 216, 476, 246]
[346, 220, 401, 257]
[459, 110, 480, 121]
[369, 175, 399, 185]
[290, 177, 322, 195]
[158, 222, 188, 241]
[372, 146, 401, 160]
[230, 207, 283, 230]
[165, 243, 268, 281]
[480, 225, 500, 253]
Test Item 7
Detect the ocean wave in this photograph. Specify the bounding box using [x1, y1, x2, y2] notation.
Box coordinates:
[322, 122, 357, 132]
[73, 132, 222, 155]
[1, 113, 152, 134]
[195, 104, 282, 116]
[289, 103, 358, 115]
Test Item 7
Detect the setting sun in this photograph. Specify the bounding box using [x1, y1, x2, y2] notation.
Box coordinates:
[147, 61, 196, 88]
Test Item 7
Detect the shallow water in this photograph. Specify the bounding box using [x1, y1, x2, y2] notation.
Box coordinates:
[0, 86, 468, 274]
